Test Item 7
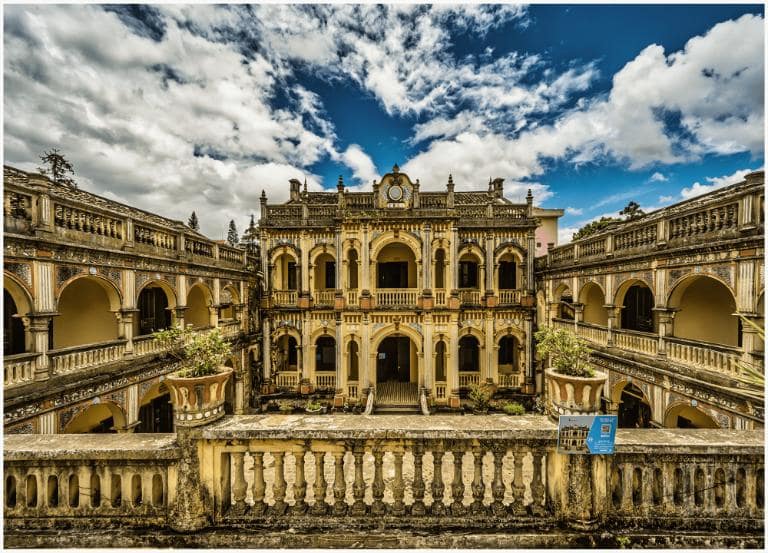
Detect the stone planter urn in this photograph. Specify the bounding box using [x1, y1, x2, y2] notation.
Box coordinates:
[165, 367, 233, 427]
[545, 367, 607, 418]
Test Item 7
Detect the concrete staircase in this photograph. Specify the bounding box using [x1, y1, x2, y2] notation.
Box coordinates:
[374, 382, 420, 414]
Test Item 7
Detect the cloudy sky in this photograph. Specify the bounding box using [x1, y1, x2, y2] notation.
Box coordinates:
[4, 3, 765, 242]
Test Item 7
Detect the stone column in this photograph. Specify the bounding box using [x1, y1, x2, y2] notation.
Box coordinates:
[654, 308, 677, 357]
[450, 226, 459, 295]
[422, 223, 432, 295]
[605, 304, 619, 347]
[448, 313, 460, 407]
[485, 234, 494, 298]
[302, 312, 311, 383]
[484, 312, 494, 383]
[301, 233, 310, 295]
[334, 227, 342, 295]
[525, 312, 535, 392]
[361, 314, 371, 390]
[423, 313, 433, 391]
[361, 224, 370, 294]
[27, 313, 55, 381]
[262, 318, 271, 382]
[335, 317, 344, 402]
[118, 308, 138, 355]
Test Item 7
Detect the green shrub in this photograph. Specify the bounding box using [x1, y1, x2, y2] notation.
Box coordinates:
[469, 383, 492, 411]
[534, 326, 595, 377]
[502, 401, 525, 416]
[154, 325, 231, 377]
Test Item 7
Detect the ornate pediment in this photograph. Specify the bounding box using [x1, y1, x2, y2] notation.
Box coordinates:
[377, 164, 416, 209]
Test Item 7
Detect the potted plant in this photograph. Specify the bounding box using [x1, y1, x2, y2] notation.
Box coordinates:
[305, 399, 323, 414]
[154, 325, 233, 427]
[535, 326, 607, 418]
[469, 382, 492, 414]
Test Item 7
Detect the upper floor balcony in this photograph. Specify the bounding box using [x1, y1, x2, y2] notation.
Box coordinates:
[3, 167, 251, 270]
[537, 171, 764, 271]
[3, 416, 764, 548]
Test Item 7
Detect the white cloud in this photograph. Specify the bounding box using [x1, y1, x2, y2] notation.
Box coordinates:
[649, 172, 668, 182]
[332, 144, 379, 187]
[658, 195, 675, 203]
[565, 207, 583, 216]
[680, 167, 761, 199]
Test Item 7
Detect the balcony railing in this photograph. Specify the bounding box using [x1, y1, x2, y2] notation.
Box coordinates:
[315, 372, 336, 389]
[578, 322, 609, 345]
[347, 381, 359, 399]
[434, 381, 447, 399]
[275, 372, 299, 388]
[3, 420, 764, 546]
[346, 290, 359, 307]
[434, 289, 447, 307]
[49, 339, 127, 376]
[666, 336, 744, 376]
[498, 289, 522, 304]
[612, 328, 659, 356]
[273, 290, 298, 306]
[374, 288, 418, 307]
[3, 352, 39, 388]
[313, 290, 336, 306]
[498, 373, 522, 388]
[458, 372, 480, 387]
[459, 289, 482, 305]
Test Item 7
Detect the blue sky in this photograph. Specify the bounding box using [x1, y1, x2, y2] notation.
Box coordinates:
[4, 4, 764, 241]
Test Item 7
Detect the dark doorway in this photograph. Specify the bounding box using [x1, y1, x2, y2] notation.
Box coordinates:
[458, 335, 480, 372]
[459, 261, 478, 288]
[622, 285, 654, 332]
[377, 336, 411, 382]
[316, 336, 336, 372]
[378, 262, 408, 288]
[4, 290, 26, 354]
[138, 287, 170, 336]
[617, 383, 651, 428]
[499, 261, 517, 289]
[434, 249, 445, 288]
[287, 262, 297, 290]
[137, 392, 174, 433]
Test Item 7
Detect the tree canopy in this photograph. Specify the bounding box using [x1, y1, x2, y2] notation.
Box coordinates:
[188, 211, 200, 231]
[227, 220, 239, 246]
[38, 148, 77, 189]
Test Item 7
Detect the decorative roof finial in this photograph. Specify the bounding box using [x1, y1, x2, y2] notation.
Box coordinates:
[337, 175, 344, 191]
[260, 189, 266, 199]
[526, 188, 533, 203]
[447, 174, 454, 187]
[303, 177, 307, 194]
[392, 163, 400, 173]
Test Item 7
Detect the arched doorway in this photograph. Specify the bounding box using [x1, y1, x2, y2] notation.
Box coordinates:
[347, 249, 359, 290]
[4, 289, 26, 354]
[64, 402, 127, 434]
[579, 282, 608, 326]
[54, 277, 120, 349]
[137, 383, 173, 433]
[435, 340, 447, 382]
[273, 252, 298, 291]
[348, 340, 359, 381]
[376, 336, 415, 383]
[315, 336, 336, 373]
[619, 282, 654, 332]
[376, 243, 417, 288]
[459, 335, 480, 372]
[185, 285, 211, 329]
[276, 335, 299, 372]
[498, 335, 517, 373]
[669, 275, 738, 346]
[497, 252, 518, 290]
[137, 285, 171, 336]
[313, 252, 336, 292]
[434, 249, 446, 289]
[664, 404, 719, 429]
[458, 252, 481, 290]
[554, 284, 574, 320]
[616, 382, 652, 428]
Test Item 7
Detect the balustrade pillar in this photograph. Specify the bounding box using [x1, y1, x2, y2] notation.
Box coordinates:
[470, 445, 485, 513]
[351, 444, 366, 515]
[250, 451, 266, 514]
[371, 449, 386, 515]
[511, 446, 527, 515]
[332, 450, 347, 515]
[411, 441, 426, 516]
[291, 445, 308, 514]
[530, 448, 546, 516]
[311, 450, 327, 514]
[231, 451, 247, 513]
[392, 450, 406, 515]
[272, 451, 288, 515]
[431, 444, 446, 515]
[489, 442, 506, 515]
[620, 462, 633, 514]
[450, 444, 465, 515]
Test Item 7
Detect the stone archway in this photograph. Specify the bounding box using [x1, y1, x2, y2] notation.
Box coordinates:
[664, 402, 720, 429]
[54, 276, 121, 349]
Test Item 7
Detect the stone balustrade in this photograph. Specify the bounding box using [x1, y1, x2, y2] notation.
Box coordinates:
[273, 290, 298, 306]
[315, 372, 336, 389]
[275, 372, 299, 388]
[49, 339, 127, 376]
[131, 335, 170, 357]
[313, 290, 336, 306]
[346, 290, 359, 307]
[4, 434, 179, 531]
[578, 322, 609, 345]
[374, 288, 418, 307]
[498, 373, 522, 388]
[666, 337, 743, 376]
[612, 328, 659, 356]
[459, 372, 480, 387]
[347, 382, 359, 399]
[54, 201, 124, 241]
[435, 382, 447, 399]
[498, 289, 522, 305]
[3, 352, 39, 388]
[459, 290, 482, 305]
[3, 417, 764, 547]
[133, 223, 177, 251]
[434, 289, 447, 306]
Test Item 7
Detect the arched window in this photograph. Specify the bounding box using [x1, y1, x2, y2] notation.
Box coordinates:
[435, 340, 446, 381]
[137, 286, 171, 336]
[316, 336, 336, 372]
[434, 249, 446, 289]
[3, 289, 26, 355]
[348, 341, 359, 380]
[458, 335, 480, 372]
[621, 284, 654, 332]
[348, 249, 359, 289]
[54, 277, 119, 349]
[498, 336, 516, 370]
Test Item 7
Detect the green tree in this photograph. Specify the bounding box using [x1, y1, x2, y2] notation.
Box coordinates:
[188, 211, 200, 231]
[572, 216, 621, 241]
[241, 214, 258, 252]
[38, 148, 77, 188]
[620, 201, 645, 220]
[227, 219, 239, 246]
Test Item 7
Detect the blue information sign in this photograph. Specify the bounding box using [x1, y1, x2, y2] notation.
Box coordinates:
[557, 415, 617, 455]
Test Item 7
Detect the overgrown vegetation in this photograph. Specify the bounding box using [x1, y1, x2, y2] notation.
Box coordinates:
[469, 382, 493, 412]
[732, 314, 765, 399]
[502, 401, 526, 415]
[535, 326, 595, 377]
[572, 201, 647, 240]
[154, 325, 231, 377]
[38, 148, 77, 189]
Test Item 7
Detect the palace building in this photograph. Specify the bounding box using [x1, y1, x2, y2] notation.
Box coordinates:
[3, 166, 260, 434]
[257, 165, 543, 411]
